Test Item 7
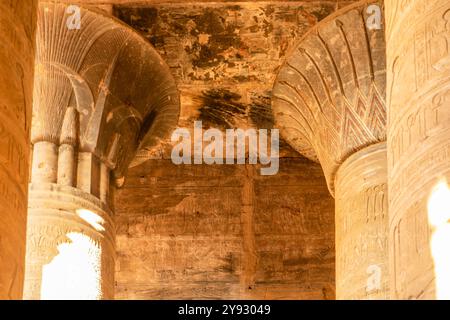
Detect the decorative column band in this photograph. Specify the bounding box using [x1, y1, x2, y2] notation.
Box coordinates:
[24, 183, 115, 300]
[335, 142, 388, 299]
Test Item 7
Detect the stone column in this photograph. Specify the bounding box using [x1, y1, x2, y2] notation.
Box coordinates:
[272, 0, 388, 299]
[23, 3, 179, 300]
[25, 99, 116, 299]
[25, 136, 116, 299]
[386, 0, 450, 299]
[0, 1, 37, 299]
[24, 183, 116, 300]
[335, 143, 388, 299]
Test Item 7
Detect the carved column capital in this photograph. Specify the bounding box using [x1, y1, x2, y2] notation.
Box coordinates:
[32, 2, 180, 182]
[25, 3, 180, 300]
[272, 0, 386, 195]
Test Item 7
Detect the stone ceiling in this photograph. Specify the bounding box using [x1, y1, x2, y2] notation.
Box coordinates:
[50, 0, 359, 160]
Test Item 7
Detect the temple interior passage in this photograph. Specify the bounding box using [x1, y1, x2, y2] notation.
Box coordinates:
[0, 0, 449, 300]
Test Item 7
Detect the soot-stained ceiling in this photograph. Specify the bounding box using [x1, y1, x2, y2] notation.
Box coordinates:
[110, 1, 358, 158]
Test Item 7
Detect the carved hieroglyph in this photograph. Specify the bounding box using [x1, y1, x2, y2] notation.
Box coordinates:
[272, 0, 388, 299]
[0, 1, 37, 300]
[24, 2, 180, 300]
[386, 0, 450, 299]
[335, 142, 388, 299]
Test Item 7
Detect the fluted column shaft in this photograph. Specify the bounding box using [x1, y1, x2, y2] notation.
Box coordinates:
[335, 143, 388, 299]
[0, 1, 37, 299]
[386, 0, 450, 299]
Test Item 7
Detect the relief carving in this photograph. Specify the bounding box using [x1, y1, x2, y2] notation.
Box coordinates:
[32, 2, 180, 182]
[273, 0, 386, 194]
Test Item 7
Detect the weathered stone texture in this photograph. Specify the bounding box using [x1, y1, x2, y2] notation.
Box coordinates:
[113, 1, 358, 160]
[0, 0, 37, 300]
[115, 2, 348, 85]
[115, 158, 335, 299]
[110, 0, 342, 300]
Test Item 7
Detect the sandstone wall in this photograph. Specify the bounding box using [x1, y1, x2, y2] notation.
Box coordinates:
[114, 158, 335, 299]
